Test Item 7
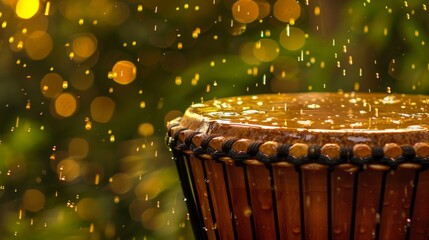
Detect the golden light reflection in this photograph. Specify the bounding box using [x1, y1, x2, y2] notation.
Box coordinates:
[110, 60, 137, 85]
[84, 117, 92, 130]
[279, 26, 306, 51]
[72, 33, 98, 61]
[44, 1, 50, 15]
[139, 101, 146, 109]
[10, 32, 21, 45]
[138, 123, 155, 137]
[253, 38, 279, 62]
[22, 189, 45, 212]
[175, 76, 182, 85]
[109, 173, 133, 195]
[232, 0, 259, 23]
[54, 93, 77, 118]
[256, 0, 271, 19]
[137, 4, 143, 12]
[57, 159, 80, 182]
[41, 72, 64, 98]
[15, 0, 40, 19]
[314, 6, 321, 16]
[25, 31, 53, 60]
[90, 96, 115, 123]
[273, 0, 301, 23]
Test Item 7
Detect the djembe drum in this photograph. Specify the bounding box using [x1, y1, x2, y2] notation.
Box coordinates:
[167, 92, 429, 240]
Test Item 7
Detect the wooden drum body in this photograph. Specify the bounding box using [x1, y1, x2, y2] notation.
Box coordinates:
[167, 93, 429, 240]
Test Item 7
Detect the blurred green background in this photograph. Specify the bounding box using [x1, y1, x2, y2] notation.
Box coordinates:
[0, 0, 428, 239]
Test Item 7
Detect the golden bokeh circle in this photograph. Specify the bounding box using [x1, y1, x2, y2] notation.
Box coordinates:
[232, 0, 259, 23]
[109, 173, 133, 195]
[15, 0, 40, 19]
[25, 31, 53, 60]
[54, 93, 78, 118]
[253, 38, 280, 62]
[90, 96, 115, 123]
[256, 0, 271, 19]
[22, 189, 45, 212]
[273, 0, 301, 23]
[111, 60, 137, 85]
[57, 159, 81, 182]
[138, 123, 155, 137]
[239, 41, 261, 65]
[41, 73, 64, 98]
[279, 27, 306, 51]
[72, 33, 98, 59]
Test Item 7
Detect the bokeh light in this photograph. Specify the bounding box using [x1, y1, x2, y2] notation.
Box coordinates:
[273, 0, 301, 23]
[1, 0, 429, 239]
[256, 0, 271, 19]
[54, 92, 78, 118]
[110, 60, 137, 85]
[232, 0, 259, 23]
[109, 173, 133, 195]
[279, 26, 306, 51]
[239, 41, 262, 64]
[15, 0, 40, 19]
[57, 158, 80, 182]
[22, 189, 45, 212]
[71, 33, 98, 61]
[25, 31, 53, 60]
[41, 72, 64, 98]
[138, 122, 155, 137]
[253, 38, 280, 62]
[90, 96, 115, 123]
